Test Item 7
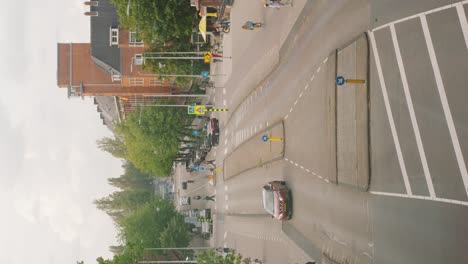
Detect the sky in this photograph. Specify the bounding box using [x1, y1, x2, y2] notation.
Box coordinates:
[0, 0, 123, 263]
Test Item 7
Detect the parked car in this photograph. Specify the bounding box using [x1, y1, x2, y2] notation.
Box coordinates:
[262, 181, 292, 220]
[206, 118, 220, 146]
[182, 181, 188, 190]
[199, 135, 212, 152]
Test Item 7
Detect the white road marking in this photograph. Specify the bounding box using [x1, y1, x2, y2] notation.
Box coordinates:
[390, 24, 436, 198]
[456, 3, 468, 50]
[300, 166, 304, 169]
[224, 231, 228, 239]
[294, 100, 298, 106]
[325, 179, 330, 183]
[223, 88, 226, 95]
[421, 15, 468, 196]
[225, 139, 228, 145]
[370, 191, 468, 207]
[214, 189, 217, 195]
[323, 57, 328, 63]
[290, 160, 294, 164]
[223, 99, 227, 106]
[224, 148, 228, 154]
[369, 31, 413, 195]
[299, 92, 304, 98]
[316, 66, 321, 73]
[295, 163, 299, 167]
[373, 0, 468, 31]
[285, 158, 289, 161]
[213, 97, 216, 103]
[214, 150, 217, 156]
[284, 114, 289, 120]
[266, 121, 269, 126]
[304, 84, 309, 90]
[306, 169, 310, 172]
[310, 75, 315, 82]
[289, 108, 293, 113]
[225, 185, 228, 191]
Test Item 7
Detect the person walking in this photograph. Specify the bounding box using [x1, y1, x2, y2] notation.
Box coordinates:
[204, 195, 215, 201]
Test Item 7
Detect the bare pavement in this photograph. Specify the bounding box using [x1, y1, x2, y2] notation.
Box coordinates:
[177, 0, 468, 263]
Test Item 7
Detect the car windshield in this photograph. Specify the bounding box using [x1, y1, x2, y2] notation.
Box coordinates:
[262, 189, 275, 215]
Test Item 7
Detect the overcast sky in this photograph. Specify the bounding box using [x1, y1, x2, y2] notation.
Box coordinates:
[0, 0, 123, 263]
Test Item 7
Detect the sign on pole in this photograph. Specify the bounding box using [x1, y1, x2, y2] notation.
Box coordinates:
[336, 76, 345, 86]
[204, 52, 212, 63]
[188, 105, 206, 115]
[201, 71, 210, 78]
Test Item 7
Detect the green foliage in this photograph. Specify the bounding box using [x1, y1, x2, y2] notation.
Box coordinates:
[115, 105, 194, 176]
[97, 137, 127, 159]
[111, 0, 196, 45]
[97, 242, 144, 264]
[159, 215, 191, 248]
[94, 161, 155, 222]
[197, 250, 243, 264]
[119, 198, 179, 247]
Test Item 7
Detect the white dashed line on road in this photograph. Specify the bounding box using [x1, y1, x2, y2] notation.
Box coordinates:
[323, 57, 328, 63]
[284, 114, 289, 120]
[223, 88, 226, 95]
[223, 99, 227, 106]
[225, 185, 228, 191]
[316, 66, 321, 73]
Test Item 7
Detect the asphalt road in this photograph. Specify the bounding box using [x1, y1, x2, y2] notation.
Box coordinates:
[178, 0, 468, 263]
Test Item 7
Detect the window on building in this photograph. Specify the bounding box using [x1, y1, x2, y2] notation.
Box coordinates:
[129, 32, 143, 45]
[110, 28, 119, 46]
[134, 54, 143, 65]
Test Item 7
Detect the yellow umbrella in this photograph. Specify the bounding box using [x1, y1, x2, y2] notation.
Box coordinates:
[199, 16, 207, 42]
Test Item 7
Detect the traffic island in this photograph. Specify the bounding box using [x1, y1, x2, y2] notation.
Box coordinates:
[335, 33, 370, 191]
[223, 121, 285, 181]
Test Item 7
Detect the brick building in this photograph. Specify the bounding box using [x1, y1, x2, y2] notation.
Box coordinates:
[57, 0, 176, 120]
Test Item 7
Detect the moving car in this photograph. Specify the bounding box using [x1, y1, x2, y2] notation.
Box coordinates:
[262, 181, 292, 220]
[206, 118, 220, 146]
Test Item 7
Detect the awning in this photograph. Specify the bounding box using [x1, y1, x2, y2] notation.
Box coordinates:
[199, 16, 207, 42]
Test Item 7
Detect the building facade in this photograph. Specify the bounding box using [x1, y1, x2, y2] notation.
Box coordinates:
[57, 0, 177, 121]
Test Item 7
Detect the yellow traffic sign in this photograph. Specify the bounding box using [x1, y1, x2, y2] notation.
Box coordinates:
[204, 52, 212, 63]
[187, 105, 206, 115]
[195, 106, 206, 115]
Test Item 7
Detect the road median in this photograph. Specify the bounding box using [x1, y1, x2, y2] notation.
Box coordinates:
[223, 121, 284, 180]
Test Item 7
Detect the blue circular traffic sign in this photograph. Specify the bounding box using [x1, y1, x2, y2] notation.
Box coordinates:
[336, 76, 345, 86]
[201, 71, 210, 78]
[262, 135, 269, 142]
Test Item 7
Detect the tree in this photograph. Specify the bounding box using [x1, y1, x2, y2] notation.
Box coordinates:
[115, 105, 195, 176]
[159, 215, 191, 248]
[97, 137, 127, 159]
[119, 198, 183, 247]
[111, 0, 196, 45]
[197, 250, 243, 264]
[97, 243, 144, 264]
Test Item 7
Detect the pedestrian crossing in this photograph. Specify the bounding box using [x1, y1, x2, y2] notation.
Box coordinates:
[369, 0, 468, 205]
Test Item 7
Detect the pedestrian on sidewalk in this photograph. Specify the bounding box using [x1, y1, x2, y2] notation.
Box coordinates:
[193, 195, 202, 200]
[204, 195, 215, 201]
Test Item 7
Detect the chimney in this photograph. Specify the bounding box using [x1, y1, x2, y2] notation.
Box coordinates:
[84, 1, 99, 6]
[84, 11, 98, 16]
